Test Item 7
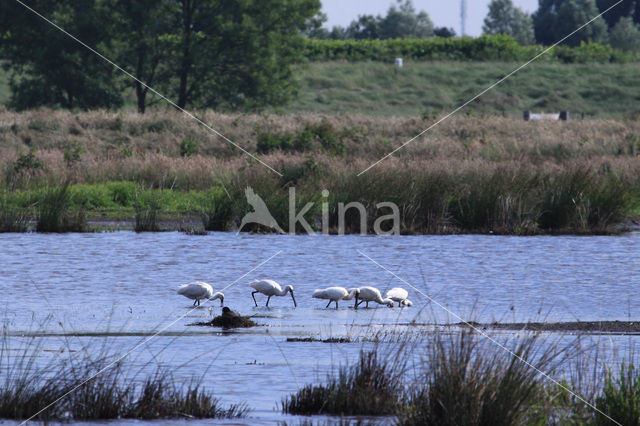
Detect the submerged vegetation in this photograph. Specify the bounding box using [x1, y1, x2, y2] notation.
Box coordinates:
[0, 111, 638, 234]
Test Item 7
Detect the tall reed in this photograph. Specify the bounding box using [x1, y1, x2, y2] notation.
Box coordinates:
[36, 184, 86, 232]
[134, 190, 162, 232]
[399, 328, 564, 426]
[0, 190, 28, 232]
[595, 363, 640, 425]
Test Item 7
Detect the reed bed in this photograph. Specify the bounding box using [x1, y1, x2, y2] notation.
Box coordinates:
[0, 110, 638, 234]
[283, 328, 640, 425]
[0, 328, 246, 421]
[35, 184, 86, 232]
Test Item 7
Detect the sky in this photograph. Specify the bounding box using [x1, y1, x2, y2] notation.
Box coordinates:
[321, 0, 540, 37]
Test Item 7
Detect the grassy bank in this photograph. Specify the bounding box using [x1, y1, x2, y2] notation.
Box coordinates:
[0, 165, 636, 234]
[2, 61, 640, 119]
[283, 328, 637, 425]
[0, 111, 638, 234]
[284, 61, 640, 118]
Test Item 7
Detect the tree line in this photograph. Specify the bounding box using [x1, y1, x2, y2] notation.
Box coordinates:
[314, 0, 640, 50]
[0, 0, 320, 112]
[1, 0, 639, 113]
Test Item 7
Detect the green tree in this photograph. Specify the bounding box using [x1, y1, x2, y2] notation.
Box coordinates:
[483, 0, 535, 45]
[304, 11, 330, 38]
[346, 15, 380, 39]
[0, 0, 123, 110]
[533, 0, 608, 46]
[434, 27, 456, 38]
[339, 0, 434, 40]
[558, 0, 609, 46]
[159, 0, 320, 110]
[596, 0, 638, 28]
[111, 0, 174, 113]
[609, 16, 640, 50]
[378, 0, 434, 38]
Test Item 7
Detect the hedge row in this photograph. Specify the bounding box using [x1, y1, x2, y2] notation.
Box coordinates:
[302, 35, 635, 63]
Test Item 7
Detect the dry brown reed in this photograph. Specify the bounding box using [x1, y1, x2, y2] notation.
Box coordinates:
[1, 110, 638, 233]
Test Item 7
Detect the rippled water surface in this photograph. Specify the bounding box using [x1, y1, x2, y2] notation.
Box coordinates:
[2, 231, 640, 424]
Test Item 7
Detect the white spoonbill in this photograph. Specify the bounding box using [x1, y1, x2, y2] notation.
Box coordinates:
[385, 287, 413, 307]
[177, 281, 224, 307]
[354, 286, 393, 308]
[312, 287, 359, 309]
[249, 279, 297, 307]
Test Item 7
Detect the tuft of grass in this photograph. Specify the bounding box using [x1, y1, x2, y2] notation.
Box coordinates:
[0, 190, 28, 232]
[282, 350, 404, 416]
[399, 328, 563, 426]
[595, 363, 640, 426]
[200, 186, 234, 231]
[0, 330, 247, 421]
[134, 190, 162, 232]
[36, 184, 85, 232]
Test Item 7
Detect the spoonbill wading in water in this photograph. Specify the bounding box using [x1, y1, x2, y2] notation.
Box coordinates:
[250, 279, 297, 307]
[385, 287, 413, 307]
[312, 287, 359, 309]
[177, 281, 224, 307]
[354, 286, 394, 308]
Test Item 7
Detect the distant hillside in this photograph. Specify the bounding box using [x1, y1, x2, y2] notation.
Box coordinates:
[1, 60, 639, 119]
[280, 61, 640, 119]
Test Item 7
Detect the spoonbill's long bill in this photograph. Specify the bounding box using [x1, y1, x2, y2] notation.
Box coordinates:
[249, 279, 297, 307]
[177, 281, 224, 307]
[312, 286, 358, 309]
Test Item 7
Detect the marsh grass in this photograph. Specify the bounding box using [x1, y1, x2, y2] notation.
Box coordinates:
[1, 110, 639, 234]
[134, 190, 162, 232]
[200, 186, 234, 231]
[595, 363, 640, 425]
[0, 328, 247, 421]
[0, 190, 28, 232]
[36, 184, 86, 232]
[282, 327, 640, 425]
[399, 328, 566, 426]
[282, 349, 405, 416]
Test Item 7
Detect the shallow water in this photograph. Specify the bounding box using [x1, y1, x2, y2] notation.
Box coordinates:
[2, 231, 640, 424]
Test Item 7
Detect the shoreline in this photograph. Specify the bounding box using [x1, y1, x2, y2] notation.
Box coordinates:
[5, 213, 639, 235]
[459, 320, 640, 335]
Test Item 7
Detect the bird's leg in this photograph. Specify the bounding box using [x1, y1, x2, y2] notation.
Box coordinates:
[193, 299, 197, 307]
[335, 300, 339, 309]
[325, 300, 332, 309]
[266, 296, 271, 307]
[366, 301, 369, 308]
[251, 291, 259, 307]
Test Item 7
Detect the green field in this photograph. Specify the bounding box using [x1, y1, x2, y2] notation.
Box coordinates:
[281, 61, 640, 118]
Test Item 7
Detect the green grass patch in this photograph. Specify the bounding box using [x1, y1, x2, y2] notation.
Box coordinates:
[281, 61, 640, 118]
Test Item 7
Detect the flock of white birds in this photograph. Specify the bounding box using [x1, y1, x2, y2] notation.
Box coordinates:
[177, 280, 413, 309]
